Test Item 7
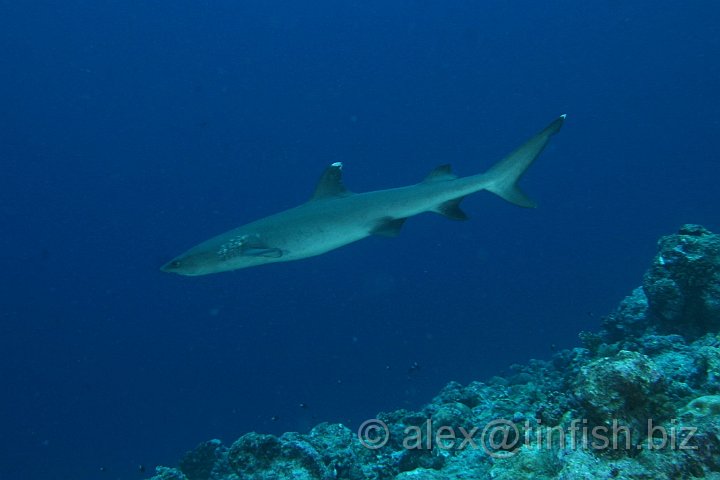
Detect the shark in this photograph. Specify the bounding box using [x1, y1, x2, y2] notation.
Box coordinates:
[161, 115, 565, 276]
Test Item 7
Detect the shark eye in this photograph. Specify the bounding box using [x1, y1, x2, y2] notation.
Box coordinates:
[169, 260, 182, 269]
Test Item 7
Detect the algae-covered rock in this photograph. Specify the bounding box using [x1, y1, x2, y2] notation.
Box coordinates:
[223, 422, 400, 480]
[574, 350, 665, 422]
[673, 395, 720, 475]
[427, 402, 473, 450]
[695, 336, 720, 394]
[393, 468, 442, 480]
[572, 349, 674, 454]
[601, 287, 651, 345]
[681, 395, 720, 419]
[178, 439, 229, 480]
[643, 224, 720, 338]
[227, 433, 282, 475]
[148, 466, 189, 480]
[430, 381, 484, 409]
[227, 431, 326, 480]
[489, 445, 563, 480]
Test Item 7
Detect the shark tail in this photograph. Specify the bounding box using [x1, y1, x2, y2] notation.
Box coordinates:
[482, 115, 565, 208]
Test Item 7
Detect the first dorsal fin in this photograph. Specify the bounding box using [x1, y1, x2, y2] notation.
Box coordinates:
[423, 164, 457, 183]
[311, 162, 352, 200]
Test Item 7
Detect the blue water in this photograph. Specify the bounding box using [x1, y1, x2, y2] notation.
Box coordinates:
[1, 1, 718, 478]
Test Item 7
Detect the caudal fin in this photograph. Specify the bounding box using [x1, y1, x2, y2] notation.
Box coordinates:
[483, 115, 565, 208]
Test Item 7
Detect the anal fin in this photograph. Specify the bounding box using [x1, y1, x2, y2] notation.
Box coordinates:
[371, 217, 407, 237]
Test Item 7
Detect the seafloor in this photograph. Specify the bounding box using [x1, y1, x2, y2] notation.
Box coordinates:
[148, 224, 720, 480]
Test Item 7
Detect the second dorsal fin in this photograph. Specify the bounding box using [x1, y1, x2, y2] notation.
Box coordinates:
[311, 162, 352, 200]
[423, 164, 457, 183]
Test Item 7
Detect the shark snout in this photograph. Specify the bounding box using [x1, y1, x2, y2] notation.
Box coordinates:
[160, 251, 218, 276]
[160, 259, 183, 273]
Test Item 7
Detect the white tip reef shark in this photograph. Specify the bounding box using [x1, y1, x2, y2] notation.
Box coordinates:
[162, 115, 565, 276]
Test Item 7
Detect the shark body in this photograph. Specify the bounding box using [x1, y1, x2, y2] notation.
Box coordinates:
[162, 115, 565, 276]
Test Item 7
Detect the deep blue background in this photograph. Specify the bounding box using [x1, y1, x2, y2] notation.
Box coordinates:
[1, 1, 719, 478]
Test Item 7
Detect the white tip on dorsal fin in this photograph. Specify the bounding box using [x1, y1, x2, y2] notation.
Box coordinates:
[310, 162, 352, 200]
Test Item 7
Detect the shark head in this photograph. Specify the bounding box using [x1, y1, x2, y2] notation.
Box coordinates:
[160, 249, 223, 276]
[161, 232, 284, 276]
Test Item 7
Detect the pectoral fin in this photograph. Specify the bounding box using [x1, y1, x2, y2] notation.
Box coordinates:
[218, 234, 284, 259]
[238, 235, 282, 257]
[242, 247, 283, 258]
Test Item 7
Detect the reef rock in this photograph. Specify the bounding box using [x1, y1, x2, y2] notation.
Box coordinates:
[643, 224, 720, 337]
[147, 225, 720, 480]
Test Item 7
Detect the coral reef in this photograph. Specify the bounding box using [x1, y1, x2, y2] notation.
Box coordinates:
[148, 225, 720, 480]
